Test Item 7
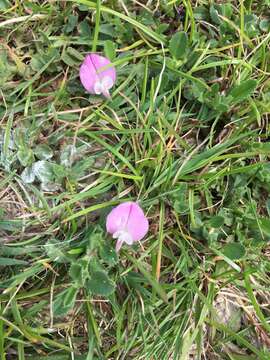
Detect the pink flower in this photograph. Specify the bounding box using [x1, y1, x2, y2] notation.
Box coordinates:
[106, 202, 149, 252]
[79, 53, 116, 98]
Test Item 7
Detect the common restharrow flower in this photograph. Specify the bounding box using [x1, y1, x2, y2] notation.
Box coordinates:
[106, 202, 149, 252]
[79, 53, 116, 98]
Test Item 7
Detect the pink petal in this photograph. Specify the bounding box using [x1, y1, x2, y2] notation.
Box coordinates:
[106, 201, 149, 243]
[79, 59, 98, 93]
[90, 54, 116, 84]
[106, 202, 133, 235]
[79, 53, 116, 95]
[126, 202, 149, 242]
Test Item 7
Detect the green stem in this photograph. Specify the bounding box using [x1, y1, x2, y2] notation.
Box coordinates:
[92, 0, 101, 52]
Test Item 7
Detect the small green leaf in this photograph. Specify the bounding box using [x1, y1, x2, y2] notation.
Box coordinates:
[60, 145, 77, 167]
[104, 40, 116, 61]
[51, 163, 66, 181]
[66, 46, 84, 61]
[99, 244, 118, 266]
[85, 226, 104, 251]
[32, 160, 54, 183]
[87, 271, 115, 296]
[64, 14, 78, 34]
[156, 23, 169, 34]
[169, 31, 188, 60]
[30, 48, 59, 73]
[69, 263, 83, 284]
[62, 47, 83, 67]
[17, 147, 34, 167]
[210, 4, 232, 25]
[209, 216, 224, 228]
[194, 6, 209, 21]
[222, 243, 245, 260]
[69, 259, 89, 287]
[20, 166, 35, 183]
[259, 19, 270, 32]
[209, 5, 221, 25]
[34, 144, 53, 160]
[229, 79, 257, 104]
[79, 19, 91, 37]
[61, 53, 77, 67]
[68, 248, 84, 255]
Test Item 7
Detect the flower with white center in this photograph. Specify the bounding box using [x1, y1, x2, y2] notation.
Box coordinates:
[106, 202, 149, 252]
[79, 53, 116, 98]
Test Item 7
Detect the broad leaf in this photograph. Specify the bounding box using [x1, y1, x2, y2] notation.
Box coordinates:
[229, 79, 257, 104]
[222, 243, 245, 260]
[87, 271, 115, 296]
[169, 31, 188, 60]
[209, 216, 224, 228]
[34, 144, 53, 160]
